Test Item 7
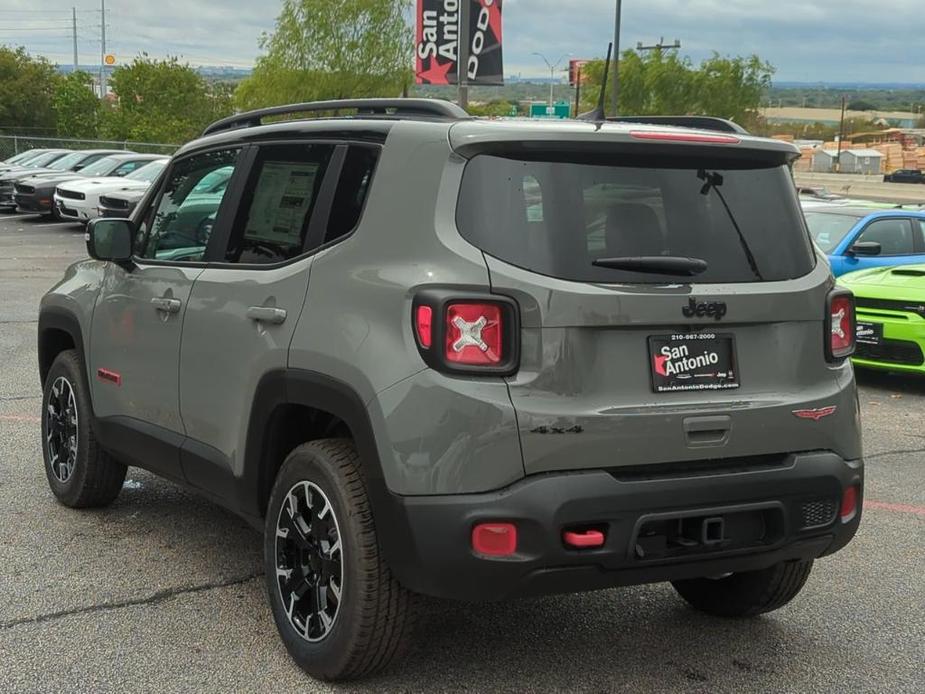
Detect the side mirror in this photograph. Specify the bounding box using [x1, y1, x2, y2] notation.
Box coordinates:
[848, 241, 882, 257]
[86, 218, 133, 262]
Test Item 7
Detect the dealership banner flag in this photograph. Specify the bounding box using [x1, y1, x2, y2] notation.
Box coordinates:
[416, 0, 504, 86]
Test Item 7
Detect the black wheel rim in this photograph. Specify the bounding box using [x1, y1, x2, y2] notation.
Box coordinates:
[45, 376, 78, 483]
[275, 481, 343, 642]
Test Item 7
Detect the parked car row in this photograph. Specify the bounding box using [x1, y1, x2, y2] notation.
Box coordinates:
[0, 147, 168, 222]
[800, 198, 925, 374]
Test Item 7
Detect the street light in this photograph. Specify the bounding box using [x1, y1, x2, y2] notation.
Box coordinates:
[532, 52, 570, 107]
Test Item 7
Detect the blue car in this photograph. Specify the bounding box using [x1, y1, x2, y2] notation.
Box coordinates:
[804, 206, 925, 277]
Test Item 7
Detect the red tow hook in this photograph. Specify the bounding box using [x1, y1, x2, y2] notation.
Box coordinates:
[563, 529, 605, 549]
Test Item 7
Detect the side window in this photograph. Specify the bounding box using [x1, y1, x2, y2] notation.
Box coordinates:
[223, 144, 334, 265]
[916, 220, 925, 251]
[113, 161, 141, 177]
[140, 148, 240, 263]
[856, 219, 914, 256]
[323, 145, 380, 245]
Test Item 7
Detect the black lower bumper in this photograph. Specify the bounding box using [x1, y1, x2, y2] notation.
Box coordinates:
[14, 193, 52, 213]
[379, 452, 863, 602]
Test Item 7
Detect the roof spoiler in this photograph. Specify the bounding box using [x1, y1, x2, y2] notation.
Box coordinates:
[609, 116, 749, 135]
[202, 98, 469, 136]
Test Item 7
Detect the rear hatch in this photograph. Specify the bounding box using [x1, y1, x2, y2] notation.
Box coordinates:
[450, 121, 861, 475]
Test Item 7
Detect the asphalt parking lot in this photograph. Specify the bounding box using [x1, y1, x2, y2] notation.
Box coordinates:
[0, 212, 923, 694]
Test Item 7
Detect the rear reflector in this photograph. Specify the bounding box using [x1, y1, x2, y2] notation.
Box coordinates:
[445, 302, 503, 365]
[415, 305, 433, 349]
[840, 486, 858, 521]
[471, 523, 517, 557]
[630, 130, 741, 144]
[563, 529, 605, 549]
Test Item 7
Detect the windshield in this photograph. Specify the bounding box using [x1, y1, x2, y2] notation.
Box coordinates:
[126, 159, 167, 182]
[48, 152, 87, 171]
[5, 151, 41, 165]
[28, 151, 68, 168]
[79, 156, 122, 177]
[457, 153, 815, 284]
[804, 212, 864, 253]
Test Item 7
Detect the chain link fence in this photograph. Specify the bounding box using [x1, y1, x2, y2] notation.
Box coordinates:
[0, 135, 178, 161]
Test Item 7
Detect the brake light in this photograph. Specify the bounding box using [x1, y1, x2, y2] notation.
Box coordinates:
[630, 130, 741, 144]
[827, 291, 856, 361]
[415, 305, 433, 349]
[445, 302, 503, 365]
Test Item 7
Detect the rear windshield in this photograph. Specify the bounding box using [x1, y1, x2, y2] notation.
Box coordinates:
[456, 154, 815, 284]
[804, 211, 863, 253]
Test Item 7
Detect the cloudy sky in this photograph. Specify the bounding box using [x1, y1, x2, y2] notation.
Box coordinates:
[1, 0, 922, 83]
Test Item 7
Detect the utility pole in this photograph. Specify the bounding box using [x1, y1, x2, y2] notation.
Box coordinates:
[835, 96, 847, 173]
[611, 0, 622, 116]
[574, 64, 582, 118]
[99, 0, 107, 98]
[72, 7, 78, 71]
[458, 0, 470, 111]
[636, 37, 681, 52]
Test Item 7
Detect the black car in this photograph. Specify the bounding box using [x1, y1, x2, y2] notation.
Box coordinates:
[883, 169, 925, 184]
[12, 152, 156, 216]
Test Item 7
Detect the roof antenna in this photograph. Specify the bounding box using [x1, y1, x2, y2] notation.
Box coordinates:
[578, 42, 612, 122]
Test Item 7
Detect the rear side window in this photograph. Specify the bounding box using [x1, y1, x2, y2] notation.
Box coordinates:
[456, 154, 815, 284]
[224, 144, 334, 265]
[324, 146, 379, 245]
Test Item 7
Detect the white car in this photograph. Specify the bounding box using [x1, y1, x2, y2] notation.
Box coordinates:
[54, 158, 168, 223]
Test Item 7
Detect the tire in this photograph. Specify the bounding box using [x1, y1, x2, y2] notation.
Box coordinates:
[41, 349, 126, 508]
[671, 560, 813, 618]
[263, 439, 417, 681]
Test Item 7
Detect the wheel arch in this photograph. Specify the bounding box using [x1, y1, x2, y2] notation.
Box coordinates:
[37, 307, 87, 389]
[241, 369, 415, 574]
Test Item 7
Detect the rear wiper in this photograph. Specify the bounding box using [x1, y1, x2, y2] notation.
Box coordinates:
[592, 256, 708, 276]
[698, 169, 764, 281]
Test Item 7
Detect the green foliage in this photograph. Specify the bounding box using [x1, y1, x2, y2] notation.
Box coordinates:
[579, 49, 774, 127]
[54, 71, 101, 138]
[236, 0, 412, 110]
[0, 46, 59, 133]
[467, 100, 519, 117]
[102, 55, 231, 144]
[847, 99, 877, 111]
[757, 117, 884, 141]
[768, 87, 925, 112]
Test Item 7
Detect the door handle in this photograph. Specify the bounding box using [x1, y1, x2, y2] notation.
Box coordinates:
[151, 297, 181, 314]
[247, 306, 287, 325]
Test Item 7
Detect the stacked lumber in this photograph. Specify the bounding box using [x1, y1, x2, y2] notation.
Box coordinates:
[793, 147, 814, 172]
[873, 143, 905, 172]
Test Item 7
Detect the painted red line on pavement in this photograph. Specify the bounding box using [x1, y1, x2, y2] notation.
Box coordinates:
[864, 500, 925, 517]
[0, 415, 40, 423]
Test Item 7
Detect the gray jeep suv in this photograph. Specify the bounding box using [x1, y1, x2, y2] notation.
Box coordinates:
[37, 99, 863, 681]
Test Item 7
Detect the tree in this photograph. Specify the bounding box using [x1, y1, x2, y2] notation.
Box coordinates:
[101, 55, 230, 144]
[236, 0, 412, 110]
[54, 71, 100, 138]
[0, 46, 59, 133]
[847, 99, 876, 112]
[579, 50, 774, 128]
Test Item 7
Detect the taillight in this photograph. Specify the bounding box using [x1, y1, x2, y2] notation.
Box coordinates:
[629, 130, 741, 144]
[412, 292, 519, 375]
[445, 302, 502, 365]
[826, 290, 856, 362]
[471, 522, 517, 557]
[840, 485, 859, 522]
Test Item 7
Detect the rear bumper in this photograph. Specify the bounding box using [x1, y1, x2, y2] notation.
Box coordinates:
[54, 196, 93, 221]
[853, 311, 925, 372]
[380, 451, 863, 602]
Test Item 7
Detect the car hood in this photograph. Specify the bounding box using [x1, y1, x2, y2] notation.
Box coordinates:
[839, 265, 925, 301]
[0, 167, 62, 182]
[58, 177, 150, 193]
[17, 173, 85, 188]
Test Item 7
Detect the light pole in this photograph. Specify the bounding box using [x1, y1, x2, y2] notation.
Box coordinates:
[533, 52, 570, 107]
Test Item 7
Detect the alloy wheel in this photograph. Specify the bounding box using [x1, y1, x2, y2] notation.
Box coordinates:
[46, 376, 78, 483]
[275, 480, 344, 642]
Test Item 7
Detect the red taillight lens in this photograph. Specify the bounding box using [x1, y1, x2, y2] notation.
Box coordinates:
[415, 305, 433, 349]
[471, 523, 517, 557]
[445, 302, 503, 365]
[630, 130, 741, 144]
[827, 292, 856, 361]
[840, 485, 858, 521]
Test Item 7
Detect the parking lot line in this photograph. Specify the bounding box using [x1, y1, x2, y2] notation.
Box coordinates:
[864, 500, 925, 517]
[34, 221, 76, 228]
[0, 214, 41, 221]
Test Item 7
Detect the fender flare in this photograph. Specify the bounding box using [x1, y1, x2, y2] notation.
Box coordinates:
[37, 306, 88, 389]
[240, 369, 416, 571]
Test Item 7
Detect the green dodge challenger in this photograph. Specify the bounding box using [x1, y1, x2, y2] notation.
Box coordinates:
[840, 265, 925, 373]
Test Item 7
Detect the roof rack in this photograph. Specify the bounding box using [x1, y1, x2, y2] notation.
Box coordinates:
[203, 98, 469, 136]
[608, 116, 749, 135]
